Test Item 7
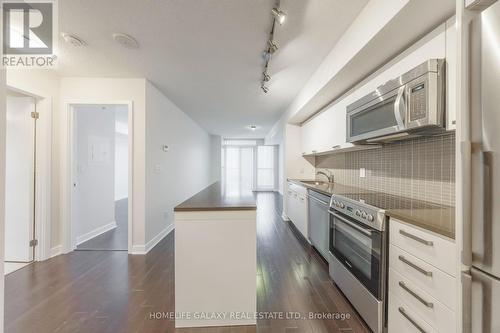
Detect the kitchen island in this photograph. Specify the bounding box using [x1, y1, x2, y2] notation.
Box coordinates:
[174, 182, 257, 328]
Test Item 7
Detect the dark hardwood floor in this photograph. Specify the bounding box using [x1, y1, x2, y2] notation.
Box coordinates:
[5, 192, 369, 333]
[76, 198, 128, 251]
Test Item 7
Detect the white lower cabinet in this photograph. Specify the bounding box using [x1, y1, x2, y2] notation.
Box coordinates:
[286, 182, 308, 239]
[388, 218, 457, 332]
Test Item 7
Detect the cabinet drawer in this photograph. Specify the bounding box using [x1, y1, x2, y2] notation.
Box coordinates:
[389, 292, 435, 333]
[389, 245, 456, 311]
[389, 219, 456, 276]
[389, 268, 455, 332]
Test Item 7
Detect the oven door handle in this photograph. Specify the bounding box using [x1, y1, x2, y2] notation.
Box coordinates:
[328, 210, 372, 236]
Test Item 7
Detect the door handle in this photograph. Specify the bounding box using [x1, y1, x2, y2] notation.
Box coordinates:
[398, 307, 427, 333]
[398, 255, 433, 277]
[399, 230, 433, 246]
[394, 86, 406, 130]
[398, 281, 433, 308]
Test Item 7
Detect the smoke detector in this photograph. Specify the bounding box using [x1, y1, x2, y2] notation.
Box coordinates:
[62, 33, 86, 47]
[113, 33, 139, 49]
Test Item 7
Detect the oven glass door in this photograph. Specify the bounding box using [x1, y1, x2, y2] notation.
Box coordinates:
[329, 210, 382, 298]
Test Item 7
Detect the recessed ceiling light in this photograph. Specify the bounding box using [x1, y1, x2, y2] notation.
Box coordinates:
[247, 125, 259, 131]
[271, 8, 286, 25]
[113, 33, 140, 49]
[61, 33, 86, 47]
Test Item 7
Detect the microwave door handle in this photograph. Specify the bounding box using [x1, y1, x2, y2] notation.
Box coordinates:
[394, 86, 406, 130]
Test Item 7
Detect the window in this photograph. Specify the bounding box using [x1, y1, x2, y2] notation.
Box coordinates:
[221, 144, 277, 194]
[256, 146, 276, 190]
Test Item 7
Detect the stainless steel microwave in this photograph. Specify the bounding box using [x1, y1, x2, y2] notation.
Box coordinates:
[346, 59, 446, 143]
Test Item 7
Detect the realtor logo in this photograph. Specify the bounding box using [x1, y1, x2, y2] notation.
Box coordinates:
[2, 0, 57, 67]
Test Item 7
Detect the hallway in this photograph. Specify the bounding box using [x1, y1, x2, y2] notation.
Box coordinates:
[76, 199, 128, 251]
[4, 193, 369, 333]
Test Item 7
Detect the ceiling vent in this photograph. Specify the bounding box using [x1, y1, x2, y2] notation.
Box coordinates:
[113, 33, 140, 49]
[62, 33, 86, 47]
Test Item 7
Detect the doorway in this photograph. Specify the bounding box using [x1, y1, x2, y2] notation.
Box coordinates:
[4, 91, 38, 274]
[71, 104, 130, 251]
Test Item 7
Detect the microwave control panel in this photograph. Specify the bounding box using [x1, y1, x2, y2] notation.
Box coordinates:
[409, 82, 427, 121]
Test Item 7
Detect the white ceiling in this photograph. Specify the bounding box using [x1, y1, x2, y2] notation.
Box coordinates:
[57, 0, 368, 138]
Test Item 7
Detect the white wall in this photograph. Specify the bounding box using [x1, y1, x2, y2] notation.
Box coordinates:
[145, 82, 211, 246]
[210, 135, 222, 183]
[74, 105, 116, 244]
[60, 78, 147, 251]
[115, 106, 129, 201]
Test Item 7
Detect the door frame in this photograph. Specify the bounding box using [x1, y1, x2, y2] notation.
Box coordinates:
[62, 100, 134, 253]
[5, 85, 52, 262]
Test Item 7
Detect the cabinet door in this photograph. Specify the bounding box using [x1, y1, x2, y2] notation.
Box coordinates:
[297, 194, 308, 238]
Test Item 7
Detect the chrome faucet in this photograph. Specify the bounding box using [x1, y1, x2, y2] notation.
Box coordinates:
[316, 170, 334, 183]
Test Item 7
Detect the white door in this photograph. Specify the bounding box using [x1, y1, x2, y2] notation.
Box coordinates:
[4, 95, 36, 262]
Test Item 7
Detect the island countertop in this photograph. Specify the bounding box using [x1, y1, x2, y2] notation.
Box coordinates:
[174, 182, 257, 212]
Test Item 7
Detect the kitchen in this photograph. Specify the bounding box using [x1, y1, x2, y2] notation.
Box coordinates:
[0, 0, 498, 332]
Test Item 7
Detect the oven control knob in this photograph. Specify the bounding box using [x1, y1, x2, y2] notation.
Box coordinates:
[333, 200, 338, 207]
[340, 202, 345, 209]
[355, 210, 361, 216]
[361, 211, 367, 219]
[367, 214, 374, 222]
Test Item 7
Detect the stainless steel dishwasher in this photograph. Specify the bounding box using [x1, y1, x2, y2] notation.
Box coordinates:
[307, 190, 331, 260]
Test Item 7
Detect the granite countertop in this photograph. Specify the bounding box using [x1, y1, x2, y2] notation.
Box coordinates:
[288, 179, 455, 239]
[174, 182, 257, 212]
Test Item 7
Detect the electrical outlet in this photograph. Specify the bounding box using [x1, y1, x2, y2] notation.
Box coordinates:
[359, 168, 366, 178]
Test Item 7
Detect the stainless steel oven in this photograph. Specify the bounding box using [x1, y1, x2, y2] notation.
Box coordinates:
[328, 194, 388, 333]
[329, 210, 383, 298]
[346, 59, 446, 143]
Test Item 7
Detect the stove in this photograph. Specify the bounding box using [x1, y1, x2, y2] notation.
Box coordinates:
[328, 190, 389, 333]
[330, 191, 388, 231]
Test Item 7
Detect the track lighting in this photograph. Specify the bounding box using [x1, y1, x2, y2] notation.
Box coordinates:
[268, 40, 278, 54]
[261, 84, 269, 93]
[271, 8, 286, 25]
[263, 72, 271, 82]
[262, 50, 272, 62]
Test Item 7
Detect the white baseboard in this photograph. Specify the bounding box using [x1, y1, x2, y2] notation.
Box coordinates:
[50, 245, 63, 258]
[281, 212, 290, 221]
[130, 223, 174, 255]
[76, 221, 117, 245]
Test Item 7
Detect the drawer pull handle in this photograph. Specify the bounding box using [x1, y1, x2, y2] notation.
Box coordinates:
[398, 255, 433, 277]
[399, 230, 434, 246]
[398, 307, 427, 333]
[399, 281, 434, 308]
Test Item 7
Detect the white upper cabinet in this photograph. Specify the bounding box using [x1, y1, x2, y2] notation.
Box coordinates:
[301, 19, 457, 155]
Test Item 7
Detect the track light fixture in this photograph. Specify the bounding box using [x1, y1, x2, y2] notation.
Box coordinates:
[268, 40, 278, 54]
[263, 72, 271, 82]
[271, 7, 286, 25]
[260, 2, 286, 93]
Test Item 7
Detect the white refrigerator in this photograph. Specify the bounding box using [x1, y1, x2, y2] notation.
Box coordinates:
[463, 1, 500, 332]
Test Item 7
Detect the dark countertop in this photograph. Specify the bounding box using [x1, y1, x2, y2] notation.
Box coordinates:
[174, 182, 257, 212]
[288, 179, 455, 239]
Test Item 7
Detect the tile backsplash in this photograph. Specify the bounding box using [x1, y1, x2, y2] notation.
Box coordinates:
[315, 133, 455, 207]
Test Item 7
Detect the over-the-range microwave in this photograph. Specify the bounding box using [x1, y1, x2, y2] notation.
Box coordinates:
[346, 59, 446, 143]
